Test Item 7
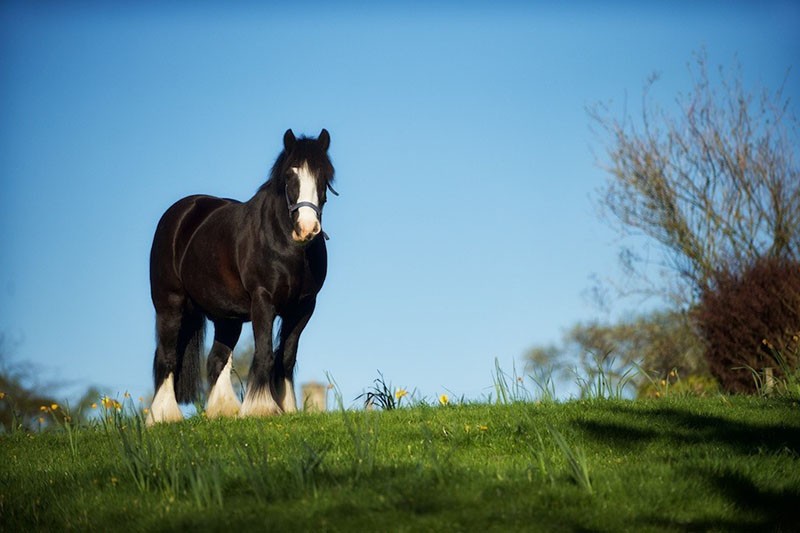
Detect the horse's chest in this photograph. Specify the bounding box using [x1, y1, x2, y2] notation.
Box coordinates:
[261, 258, 318, 307]
[241, 237, 326, 313]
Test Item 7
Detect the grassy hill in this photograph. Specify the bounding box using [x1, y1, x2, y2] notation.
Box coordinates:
[1, 396, 799, 531]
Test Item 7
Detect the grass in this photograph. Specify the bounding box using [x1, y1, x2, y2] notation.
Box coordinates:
[1, 395, 799, 531]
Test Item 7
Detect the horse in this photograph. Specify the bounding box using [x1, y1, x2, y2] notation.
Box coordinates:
[147, 129, 337, 425]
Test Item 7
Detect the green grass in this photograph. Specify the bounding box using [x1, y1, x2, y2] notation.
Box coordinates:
[2, 397, 799, 531]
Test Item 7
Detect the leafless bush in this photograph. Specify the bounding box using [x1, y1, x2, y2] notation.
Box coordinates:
[590, 50, 799, 305]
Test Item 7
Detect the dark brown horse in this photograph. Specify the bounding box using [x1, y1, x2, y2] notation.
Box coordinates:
[147, 129, 336, 424]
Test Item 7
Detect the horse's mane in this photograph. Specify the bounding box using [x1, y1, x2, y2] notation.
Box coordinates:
[258, 136, 335, 195]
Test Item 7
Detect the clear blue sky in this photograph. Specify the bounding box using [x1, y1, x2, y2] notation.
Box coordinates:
[1, 2, 798, 407]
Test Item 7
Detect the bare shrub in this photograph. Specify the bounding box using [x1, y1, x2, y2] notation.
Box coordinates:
[591, 50, 799, 306]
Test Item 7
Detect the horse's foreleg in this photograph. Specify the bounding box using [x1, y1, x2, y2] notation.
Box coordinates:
[240, 291, 281, 417]
[206, 320, 242, 419]
[275, 299, 316, 413]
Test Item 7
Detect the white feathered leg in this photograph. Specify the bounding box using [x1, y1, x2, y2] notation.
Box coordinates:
[147, 373, 183, 426]
[206, 354, 241, 419]
[240, 383, 282, 417]
[281, 378, 298, 413]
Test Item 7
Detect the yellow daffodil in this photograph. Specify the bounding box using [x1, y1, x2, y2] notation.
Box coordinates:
[0, 392, 6, 400]
[50, 403, 59, 411]
[439, 394, 449, 406]
[91, 403, 98, 409]
[395, 388, 408, 401]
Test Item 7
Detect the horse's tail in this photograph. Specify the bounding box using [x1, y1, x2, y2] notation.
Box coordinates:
[174, 306, 206, 404]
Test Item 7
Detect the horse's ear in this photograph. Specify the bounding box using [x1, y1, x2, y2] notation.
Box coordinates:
[283, 129, 296, 152]
[319, 129, 330, 152]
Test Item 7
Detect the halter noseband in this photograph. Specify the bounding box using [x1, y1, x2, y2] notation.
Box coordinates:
[285, 182, 339, 240]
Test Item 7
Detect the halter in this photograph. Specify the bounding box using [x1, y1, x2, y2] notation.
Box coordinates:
[285, 182, 339, 240]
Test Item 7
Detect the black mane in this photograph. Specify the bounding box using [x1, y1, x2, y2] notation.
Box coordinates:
[259, 135, 335, 194]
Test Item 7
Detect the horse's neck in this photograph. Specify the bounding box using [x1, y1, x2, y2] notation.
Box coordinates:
[248, 180, 296, 251]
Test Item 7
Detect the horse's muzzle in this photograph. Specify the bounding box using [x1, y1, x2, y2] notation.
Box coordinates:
[292, 220, 321, 243]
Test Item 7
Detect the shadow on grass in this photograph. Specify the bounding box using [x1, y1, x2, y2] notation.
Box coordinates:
[708, 469, 800, 531]
[573, 401, 800, 531]
[578, 402, 800, 455]
[636, 469, 800, 532]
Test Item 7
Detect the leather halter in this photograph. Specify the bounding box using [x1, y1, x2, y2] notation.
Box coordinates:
[285, 182, 339, 240]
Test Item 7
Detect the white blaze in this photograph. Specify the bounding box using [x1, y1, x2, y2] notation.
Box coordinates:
[292, 163, 320, 240]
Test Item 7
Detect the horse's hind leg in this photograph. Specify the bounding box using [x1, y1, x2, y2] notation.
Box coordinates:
[148, 303, 186, 425]
[206, 320, 243, 419]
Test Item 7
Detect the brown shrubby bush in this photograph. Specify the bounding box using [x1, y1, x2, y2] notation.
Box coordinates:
[694, 257, 800, 394]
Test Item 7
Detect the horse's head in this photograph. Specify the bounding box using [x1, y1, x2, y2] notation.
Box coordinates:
[281, 129, 337, 244]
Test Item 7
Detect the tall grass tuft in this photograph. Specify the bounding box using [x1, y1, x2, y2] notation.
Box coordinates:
[184, 455, 224, 509]
[528, 366, 558, 403]
[291, 440, 330, 495]
[548, 425, 593, 494]
[102, 395, 225, 509]
[356, 370, 398, 410]
[43, 402, 80, 459]
[738, 344, 800, 399]
[328, 373, 379, 481]
[492, 358, 530, 404]
[529, 428, 556, 486]
[419, 424, 457, 486]
[574, 350, 637, 400]
[101, 395, 159, 493]
[230, 434, 272, 504]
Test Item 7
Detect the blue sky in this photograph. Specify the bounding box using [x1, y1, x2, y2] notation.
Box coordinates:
[1, 2, 798, 407]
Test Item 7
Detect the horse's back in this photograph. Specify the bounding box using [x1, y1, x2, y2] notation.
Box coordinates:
[150, 195, 235, 305]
